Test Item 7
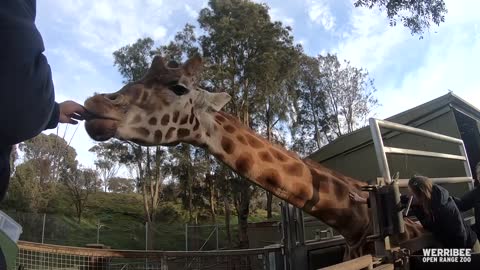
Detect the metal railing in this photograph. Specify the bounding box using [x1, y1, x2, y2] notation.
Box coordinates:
[369, 118, 473, 185]
[16, 241, 282, 270]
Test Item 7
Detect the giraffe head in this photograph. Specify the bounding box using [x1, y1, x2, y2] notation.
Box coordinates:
[84, 55, 231, 146]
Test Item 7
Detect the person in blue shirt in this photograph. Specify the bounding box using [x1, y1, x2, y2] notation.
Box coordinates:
[0, 0, 87, 201]
[1, 1, 87, 267]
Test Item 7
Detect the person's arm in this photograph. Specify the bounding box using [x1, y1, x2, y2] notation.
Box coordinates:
[0, 1, 84, 146]
[438, 205, 468, 248]
[349, 191, 369, 205]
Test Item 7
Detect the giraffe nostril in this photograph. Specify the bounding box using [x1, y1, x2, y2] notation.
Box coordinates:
[104, 94, 123, 104]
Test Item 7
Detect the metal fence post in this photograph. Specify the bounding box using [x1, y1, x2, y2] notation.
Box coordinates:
[185, 223, 188, 251]
[216, 224, 219, 250]
[145, 222, 148, 251]
[41, 213, 46, 244]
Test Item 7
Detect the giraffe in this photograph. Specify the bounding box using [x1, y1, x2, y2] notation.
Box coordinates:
[83, 55, 424, 259]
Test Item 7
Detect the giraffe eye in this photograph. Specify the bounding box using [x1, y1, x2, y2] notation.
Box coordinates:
[169, 84, 189, 96]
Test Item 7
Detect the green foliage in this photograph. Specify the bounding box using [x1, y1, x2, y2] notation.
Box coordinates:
[62, 167, 99, 221]
[89, 142, 125, 191]
[108, 177, 135, 193]
[354, 0, 447, 38]
[113, 37, 155, 83]
[291, 54, 378, 156]
[155, 23, 199, 62]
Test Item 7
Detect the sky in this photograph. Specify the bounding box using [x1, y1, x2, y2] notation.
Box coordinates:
[34, 0, 480, 169]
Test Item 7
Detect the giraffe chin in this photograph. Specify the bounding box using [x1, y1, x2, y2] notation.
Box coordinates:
[85, 119, 118, 141]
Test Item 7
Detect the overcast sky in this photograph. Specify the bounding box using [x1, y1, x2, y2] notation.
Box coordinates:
[35, 0, 480, 169]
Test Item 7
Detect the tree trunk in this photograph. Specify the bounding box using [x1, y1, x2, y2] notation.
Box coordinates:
[266, 193, 273, 219]
[266, 122, 273, 219]
[147, 221, 155, 250]
[187, 169, 194, 222]
[207, 173, 216, 223]
[235, 182, 251, 249]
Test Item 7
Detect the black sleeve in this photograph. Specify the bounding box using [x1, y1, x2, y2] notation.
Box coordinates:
[438, 204, 468, 248]
[0, 0, 59, 146]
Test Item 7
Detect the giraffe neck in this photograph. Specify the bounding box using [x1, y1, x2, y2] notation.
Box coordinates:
[190, 111, 371, 245]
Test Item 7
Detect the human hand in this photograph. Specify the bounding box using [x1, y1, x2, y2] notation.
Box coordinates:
[349, 191, 367, 204]
[59, 100, 86, 124]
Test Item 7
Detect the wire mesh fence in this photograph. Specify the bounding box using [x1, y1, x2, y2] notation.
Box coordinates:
[16, 241, 282, 270]
[2, 210, 243, 251]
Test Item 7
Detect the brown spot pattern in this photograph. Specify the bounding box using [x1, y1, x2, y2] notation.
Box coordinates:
[193, 118, 200, 131]
[166, 127, 176, 140]
[134, 127, 150, 137]
[178, 128, 190, 138]
[246, 134, 263, 148]
[235, 153, 254, 173]
[237, 135, 248, 145]
[161, 114, 170, 125]
[259, 169, 282, 189]
[215, 115, 227, 123]
[224, 125, 235, 133]
[310, 169, 331, 193]
[221, 136, 235, 154]
[180, 115, 188, 125]
[189, 108, 195, 124]
[258, 151, 273, 162]
[270, 148, 287, 162]
[154, 130, 162, 142]
[148, 117, 157, 125]
[172, 111, 180, 123]
[284, 162, 304, 177]
[332, 180, 349, 199]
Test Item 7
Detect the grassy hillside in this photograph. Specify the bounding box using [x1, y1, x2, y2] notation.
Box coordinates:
[2, 191, 280, 250]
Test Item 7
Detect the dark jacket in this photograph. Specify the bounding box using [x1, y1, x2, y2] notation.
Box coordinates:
[0, 0, 59, 200]
[410, 184, 478, 249]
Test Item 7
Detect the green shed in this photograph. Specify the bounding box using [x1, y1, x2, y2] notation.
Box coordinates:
[308, 92, 480, 201]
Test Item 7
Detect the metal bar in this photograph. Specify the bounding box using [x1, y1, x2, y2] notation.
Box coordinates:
[41, 213, 46, 244]
[459, 144, 473, 179]
[216, 224, 219, 250]
[384, 147, 466, 160]
[375, 119, 463, 144]
[404, 196, 413, 216]
[199, 226, 217, 251]
[369, 191, 386, 258]
[369, 118, 392, 184]
[145, 222, 148, 251]
[397, 177, 472, 187]
[18, 240, 282, 257]
[185, 224, 188, 251]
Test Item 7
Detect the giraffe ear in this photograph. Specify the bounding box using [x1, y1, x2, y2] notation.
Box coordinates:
[206, 92, 231, 111]
[196, 90, 231, 112]
[182, 54, 203, 76]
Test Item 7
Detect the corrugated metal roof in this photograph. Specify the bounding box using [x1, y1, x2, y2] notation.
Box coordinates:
[307, 92, 480, 162]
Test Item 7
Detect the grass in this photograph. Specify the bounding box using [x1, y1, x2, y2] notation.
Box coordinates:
[2, 191, 280, 250]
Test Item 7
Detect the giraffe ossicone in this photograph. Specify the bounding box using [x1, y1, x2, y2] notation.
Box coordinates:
[84, 55, 424, 259]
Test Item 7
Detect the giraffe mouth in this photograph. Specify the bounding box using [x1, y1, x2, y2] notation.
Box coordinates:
[82, 107, 120, 121]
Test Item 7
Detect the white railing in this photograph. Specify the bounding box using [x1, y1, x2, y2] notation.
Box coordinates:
[369, 118, 473, 186]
